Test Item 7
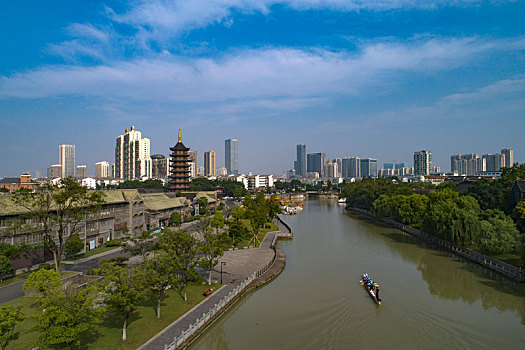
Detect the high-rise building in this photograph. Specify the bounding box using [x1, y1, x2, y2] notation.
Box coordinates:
[204, 151, 216, 177]
[501, 148, 514, 168]
[482, 153, 505, 172]
[216, 167, 228, 176]
[360, 158, 378, 178]
[169, 128, 191, 191]
[76, 165, 87, 179]
[342, 157, 361, 178]
[332, 158, 342, 178]
[151, 154, 169, 179]
[47, 164, 62, 179]
[225, 139, 239, 175]
[187, 151, 197, 178]
[114, 126, 152, 180]
[450, 154, 485, 175]
[294, 145, 306, 177]
[95, 161, 110, 179]
[307, 153, 326, 177]
[59, 144, 75, 178]
[325, 160, 339, 179]
[414, 150, 432, 176]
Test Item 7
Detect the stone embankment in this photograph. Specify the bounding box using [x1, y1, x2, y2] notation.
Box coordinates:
[138, 216, 292, 350]
[347, 207, 524, 282]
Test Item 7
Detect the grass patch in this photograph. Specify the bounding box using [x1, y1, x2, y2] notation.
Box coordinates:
[0, 270, 34, 288]
[235, 220, 278, 248]
[5, 282, 221, 350]
[65, 246, 120, 261]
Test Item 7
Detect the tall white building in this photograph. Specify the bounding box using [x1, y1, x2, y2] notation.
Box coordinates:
[114, 126, 152, 180]
[95, 161, 110, 179]
[414, 150, 432, 176]
[59, 144, 75, 178]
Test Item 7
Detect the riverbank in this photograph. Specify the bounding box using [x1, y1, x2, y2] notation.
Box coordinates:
[139, 215, 292, 350]
[346, 206, 525, 282]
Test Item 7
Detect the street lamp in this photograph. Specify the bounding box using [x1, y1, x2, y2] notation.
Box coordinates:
[220, 262, 226, 284]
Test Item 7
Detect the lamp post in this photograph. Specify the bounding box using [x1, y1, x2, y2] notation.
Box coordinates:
[220, 262, 226, 284]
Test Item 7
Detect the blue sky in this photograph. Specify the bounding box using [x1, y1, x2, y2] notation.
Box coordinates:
[1, 0, 524, 176]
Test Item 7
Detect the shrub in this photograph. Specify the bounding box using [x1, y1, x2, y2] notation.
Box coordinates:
[105, 239, 122, 247]
[0, 255, 13, 280]
[38, 263, 54, 270]
[65, 234, 84, 256]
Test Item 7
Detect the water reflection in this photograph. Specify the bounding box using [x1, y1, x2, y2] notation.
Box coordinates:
[371, 217, 525, 325]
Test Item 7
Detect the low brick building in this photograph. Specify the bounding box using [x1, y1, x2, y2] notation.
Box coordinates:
[0, 174, 39, 193]
[142, 193, 191, 229]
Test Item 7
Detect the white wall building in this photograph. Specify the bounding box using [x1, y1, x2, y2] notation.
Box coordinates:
[95, 161, 110, 179]
[81, 177, 96, 189]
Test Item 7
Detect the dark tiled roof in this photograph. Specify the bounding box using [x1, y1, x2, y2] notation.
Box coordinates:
[516, 179, 525, 192]
[0, 177, 20, 184]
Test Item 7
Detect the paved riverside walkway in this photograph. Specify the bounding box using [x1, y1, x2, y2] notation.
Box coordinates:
[138, 219, 291, 350]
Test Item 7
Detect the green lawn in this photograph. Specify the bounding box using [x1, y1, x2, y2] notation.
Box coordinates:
[65, 245, 121, 261]
[235, 220, 278, 248]
[5, 282, 220, 350]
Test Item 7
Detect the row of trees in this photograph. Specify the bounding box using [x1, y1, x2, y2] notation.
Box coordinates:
[189, 178, 248, 198]
[340, 174, 524, 259]
[372, 189, 521, 255]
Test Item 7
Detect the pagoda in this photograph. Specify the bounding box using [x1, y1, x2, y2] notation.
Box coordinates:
[168, 128, 191, 192]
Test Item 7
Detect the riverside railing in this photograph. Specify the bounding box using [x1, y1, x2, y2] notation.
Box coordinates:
[163, 249, 279, 349]
[348, 207, 525, 282]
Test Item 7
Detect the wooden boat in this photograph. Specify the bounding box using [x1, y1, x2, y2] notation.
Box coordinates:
[360, 273, 381, 305]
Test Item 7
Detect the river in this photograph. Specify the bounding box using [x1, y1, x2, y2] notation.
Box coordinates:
[189, 200, 525, 349]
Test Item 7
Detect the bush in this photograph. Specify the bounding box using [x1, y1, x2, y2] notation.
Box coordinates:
[38, 263, 54, 270]
[0, 255, 13, 280]
[65, 234, 84, 256]
[0, 243, 20, 259]
[99, 256, 128, 266]
[105, 239, 122, 247]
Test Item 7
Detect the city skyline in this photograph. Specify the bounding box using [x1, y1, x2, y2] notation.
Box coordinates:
[1, 1, 524, 176]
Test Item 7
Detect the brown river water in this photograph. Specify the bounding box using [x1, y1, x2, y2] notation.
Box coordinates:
[189, 200, 525, 349]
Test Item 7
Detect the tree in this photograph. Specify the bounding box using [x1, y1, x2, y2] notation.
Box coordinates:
[227, 221, 249, 245]
[100, 262, 148, 341]
[198, 221, 229, 285]
[195, 197, 209, 216]
[0, 306, 24, 350]
[13, 178, 105, 273]
[210, 211, 225, 234]
[159, 229, 197, 301]
[0, 256, 12, 282]
[23, 269, 101, 349]
[231, 206, 245, 223]
[64, 234, 84, 256]
[144, 253, 176, 318]
[513, 199, 525, 233]
[170, 211, 182, 226]
[476, 209, 520, 255]
[23, 268, 61, 299]
[122, 232, 156, 262]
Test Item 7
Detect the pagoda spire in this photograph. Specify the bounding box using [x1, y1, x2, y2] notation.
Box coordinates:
[178, 127, 182, 143]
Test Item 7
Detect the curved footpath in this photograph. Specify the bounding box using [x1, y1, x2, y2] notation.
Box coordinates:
[138, 216, 292, 350]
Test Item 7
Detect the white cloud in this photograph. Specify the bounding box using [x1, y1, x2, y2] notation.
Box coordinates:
[105, 0, 488, 45]
[2, 36, 521, 112]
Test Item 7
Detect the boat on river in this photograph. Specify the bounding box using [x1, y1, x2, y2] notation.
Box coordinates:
[360, 273, 381, 305]
[338, 198, 346, 204]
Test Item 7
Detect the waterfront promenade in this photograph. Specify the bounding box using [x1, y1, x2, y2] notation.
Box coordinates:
[138, 217, 291, 350]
